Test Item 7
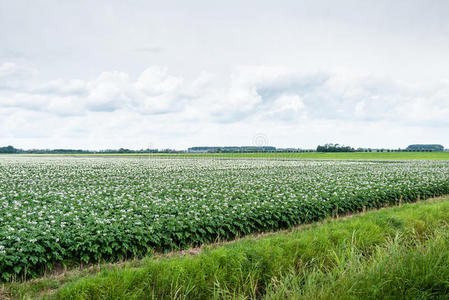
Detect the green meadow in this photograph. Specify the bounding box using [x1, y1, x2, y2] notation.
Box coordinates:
[10, 151, 449, 160]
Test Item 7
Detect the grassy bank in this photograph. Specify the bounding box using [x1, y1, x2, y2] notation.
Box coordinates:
[4, 196, 449, 299]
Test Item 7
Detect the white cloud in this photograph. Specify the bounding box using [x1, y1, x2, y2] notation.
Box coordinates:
[268, 94, 306, 121]
[86, 71, 130, 112]
[135, 66, 183, 95]
[32, 79, 87, 96]
[0, 62, 36, 78]
[0, 63, 449, 149]
[0, 62, 37, 90]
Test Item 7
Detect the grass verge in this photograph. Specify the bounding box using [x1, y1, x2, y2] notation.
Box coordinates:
[3, 196, 449, 299]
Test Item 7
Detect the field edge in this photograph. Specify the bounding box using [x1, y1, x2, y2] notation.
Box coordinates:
[3, 195, 449, 300]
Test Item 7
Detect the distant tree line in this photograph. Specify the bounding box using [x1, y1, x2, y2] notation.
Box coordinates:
[316, 143, 446, 153]
[316, 143, 355, 152]
[0, 146, 20, 153]
[0, 146, 167, 154]
[1, 144, 446, 154]
[100, 148, 160, 154]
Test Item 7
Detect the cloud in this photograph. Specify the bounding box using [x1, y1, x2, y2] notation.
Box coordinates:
[0, 62, 449, 149]
[0, 62, 35, 78]
[266, 94, 306, 121]
[86, 71, 131, 112]
[32, 79, 87, 96]
[135, 67, 182, 95]
[0, 62, 38, 90]
[132, 66, 189, 115]
[0, 66, 192, 116]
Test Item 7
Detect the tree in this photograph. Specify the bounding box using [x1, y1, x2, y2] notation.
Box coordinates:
[316, 143, 355, 153]
[0, 146, 19, 153]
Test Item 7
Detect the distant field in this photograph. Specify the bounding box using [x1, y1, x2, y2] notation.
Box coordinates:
[8, 151, 449, 160]
[161, 152, 449, 160]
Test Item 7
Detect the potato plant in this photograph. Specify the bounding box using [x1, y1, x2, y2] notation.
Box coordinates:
[1, 157, 449, 280]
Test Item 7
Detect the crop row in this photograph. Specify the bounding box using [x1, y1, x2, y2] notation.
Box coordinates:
[1, 157, 449, 280]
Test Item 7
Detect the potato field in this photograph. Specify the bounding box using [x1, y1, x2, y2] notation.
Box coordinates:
[1, 157, 449, 281]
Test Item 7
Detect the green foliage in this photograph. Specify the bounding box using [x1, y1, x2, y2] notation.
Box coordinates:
[0, 146, 20, 154]
[51, 198, 449, 299]
[316, 143, 355, 152]
[1, 157, 449, 282]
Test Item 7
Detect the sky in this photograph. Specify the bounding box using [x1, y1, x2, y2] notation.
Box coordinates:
[1, 0, 449, 150]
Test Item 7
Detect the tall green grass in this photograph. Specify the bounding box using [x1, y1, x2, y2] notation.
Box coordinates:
[29, 198, 449, 299]
[264, 230, 449, 299]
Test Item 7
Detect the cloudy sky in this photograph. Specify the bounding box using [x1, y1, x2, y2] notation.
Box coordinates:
[1, 0, 449, 150]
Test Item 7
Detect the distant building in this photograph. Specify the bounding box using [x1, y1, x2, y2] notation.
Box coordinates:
[406, 144, 444, 152]
[188, 146, 276, 153]
[188, 147, 219, 153]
